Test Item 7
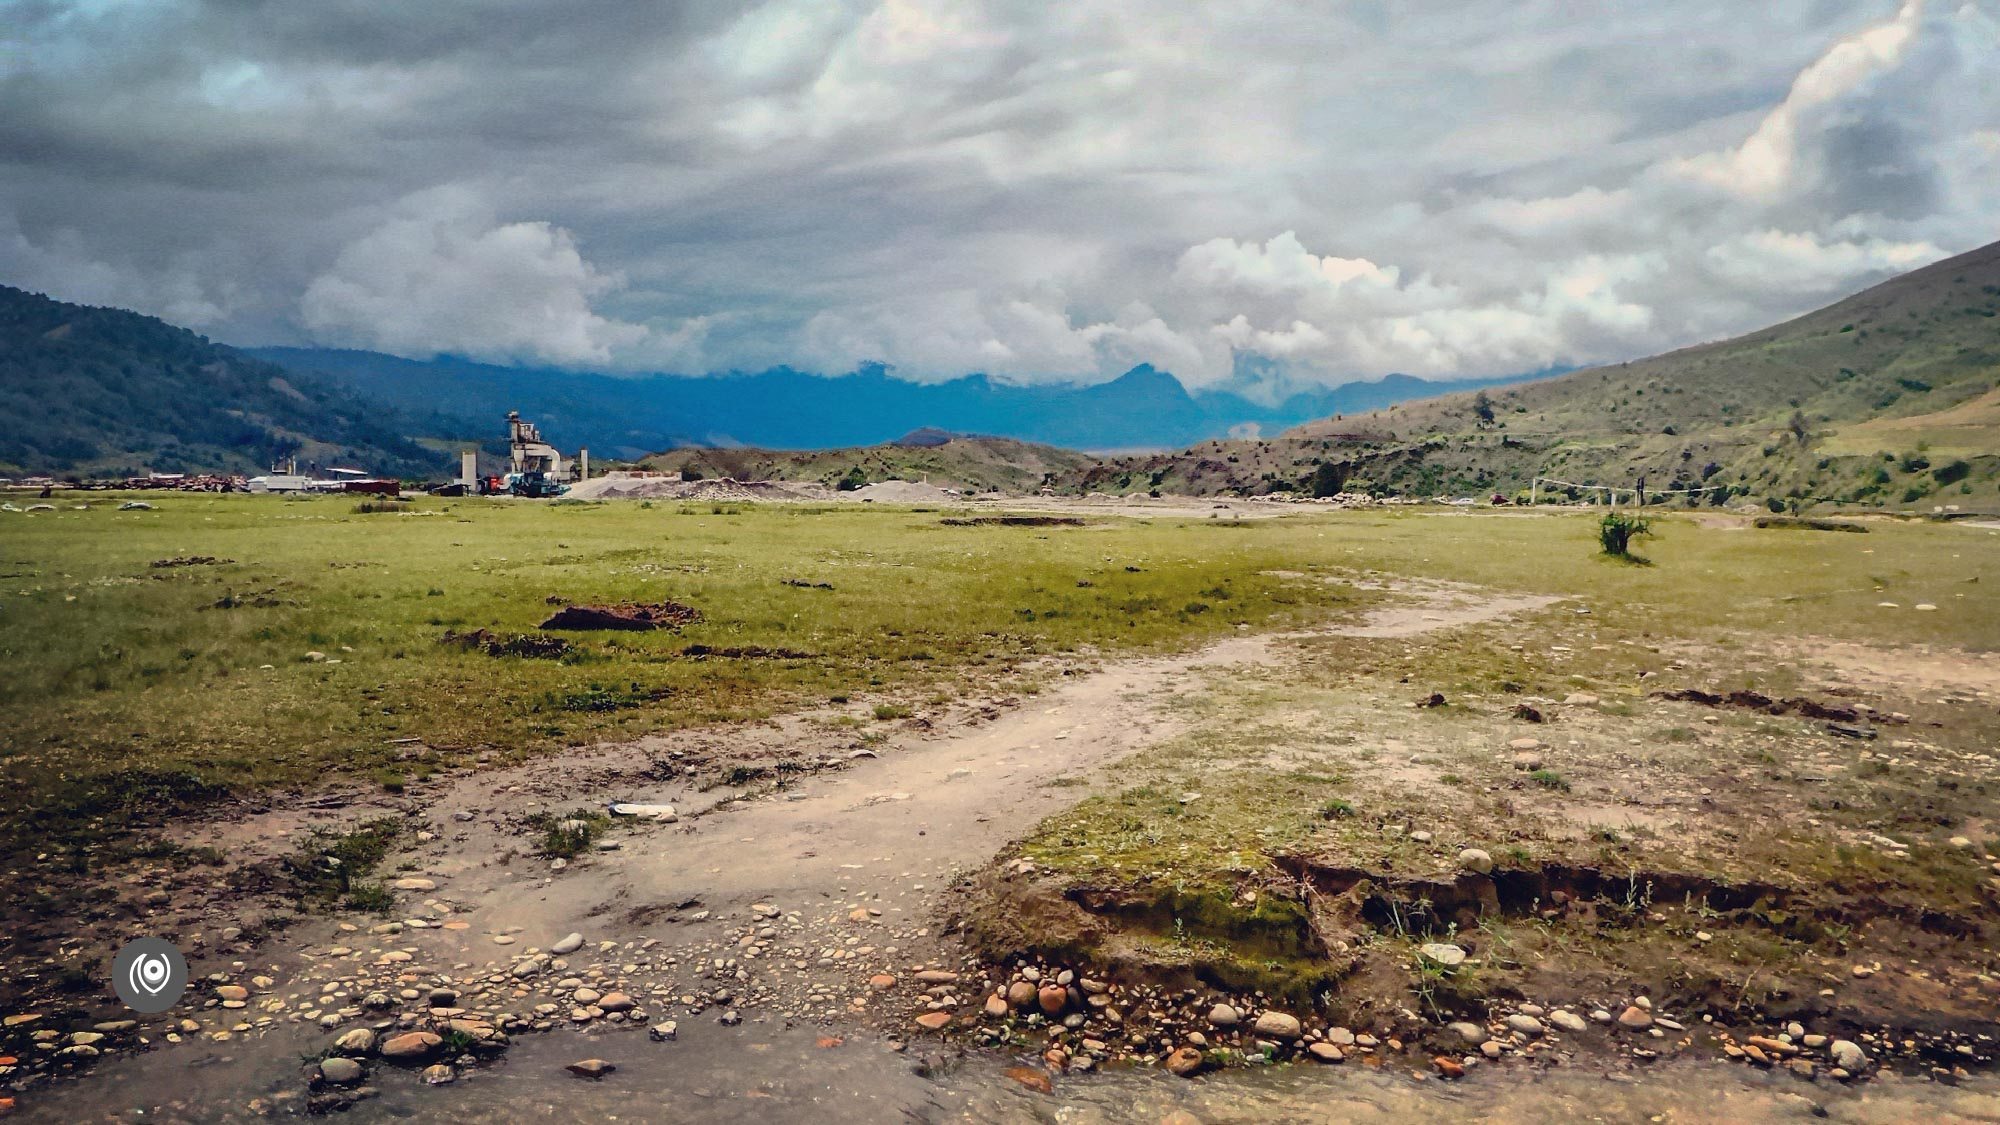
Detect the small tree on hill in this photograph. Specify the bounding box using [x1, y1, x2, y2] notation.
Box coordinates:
[1472, 391, 1496, 427]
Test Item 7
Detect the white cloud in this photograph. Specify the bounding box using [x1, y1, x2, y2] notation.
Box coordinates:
[1704, 229, 1943, 290]
[800, 288, 1222, 385]
[1176, 233, 1403, 299]
[6, 0, 1999, 391]
[1668, 0, 1927, 197]
[299, 190, 646, 366]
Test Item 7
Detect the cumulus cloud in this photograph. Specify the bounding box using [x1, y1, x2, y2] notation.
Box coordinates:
[1669, 1, 1927, 197]
[2, 0, 1997, 388]
[299, 190, 647, 365]
[1704, 229, 1943, 290]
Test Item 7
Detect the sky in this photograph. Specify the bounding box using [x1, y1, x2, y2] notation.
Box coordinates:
[2, 0, 1997, 396]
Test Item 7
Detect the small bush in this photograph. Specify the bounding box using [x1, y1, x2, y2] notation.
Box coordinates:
[872, 703, 912, 720]
[529, 810, 607, 858]
[1597, 512, 1652, 558]
[1528, 769, 1570, 791]
[344, 881, 395, 913]
[285, 817, 404, 905]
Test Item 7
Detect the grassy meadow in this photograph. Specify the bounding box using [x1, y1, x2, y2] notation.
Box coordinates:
[0, 493, 1360, 853]
[981, 508, 2000, 1017]
[2, 494, 1994, 864]
[1009, 508, 2000, 895]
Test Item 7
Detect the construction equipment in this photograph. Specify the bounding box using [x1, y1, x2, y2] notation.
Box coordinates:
[508, 470, 567, 498]
[497, 412, 583, 497]
[508, 412, 569, 479]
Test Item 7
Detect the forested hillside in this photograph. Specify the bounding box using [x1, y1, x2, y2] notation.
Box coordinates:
[0, 286, 457, 478]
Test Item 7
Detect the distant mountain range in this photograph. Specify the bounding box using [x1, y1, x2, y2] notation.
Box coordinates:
[250, 347, 1542, 458]
[44, 240, 1980, 512]
[0, 278, 1548, 479]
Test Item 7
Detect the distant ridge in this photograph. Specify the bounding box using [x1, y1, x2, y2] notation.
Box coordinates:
[0, 285, 456, 478]
[638, 432, 1095, 494]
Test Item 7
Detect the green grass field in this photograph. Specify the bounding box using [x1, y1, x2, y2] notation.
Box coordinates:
[974, 509, 2000, 1018]
[0, 494, 1361, 853]
[3, 495, 1994, 862]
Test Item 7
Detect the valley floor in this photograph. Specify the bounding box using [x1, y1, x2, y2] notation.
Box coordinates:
[1, 498, 1996, 1121]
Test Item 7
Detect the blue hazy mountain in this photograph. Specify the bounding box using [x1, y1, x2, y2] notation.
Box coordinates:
[253, 347, 1542, 458]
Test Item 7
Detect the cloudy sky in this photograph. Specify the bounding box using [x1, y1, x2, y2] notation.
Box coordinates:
[3, 0, 1997, 394]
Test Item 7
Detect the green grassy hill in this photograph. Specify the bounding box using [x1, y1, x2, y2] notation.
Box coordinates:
[637, 429, 1099, 494]
[1054, 240, 2000, 511]
[0, 285, 462, 479]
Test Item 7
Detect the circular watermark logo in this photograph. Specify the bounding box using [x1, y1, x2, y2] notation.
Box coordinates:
[111, 937, 188, 1013]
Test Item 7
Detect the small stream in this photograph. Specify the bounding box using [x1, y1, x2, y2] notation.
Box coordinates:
[29, 1017, 2000, 1124]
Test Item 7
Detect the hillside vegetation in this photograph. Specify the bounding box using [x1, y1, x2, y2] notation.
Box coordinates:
[1055, 240, 2000, 511]
[637, 430, 1097, 493]
[0, 286, 458, 479]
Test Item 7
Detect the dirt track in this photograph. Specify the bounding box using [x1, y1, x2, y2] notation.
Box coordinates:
[181, 578, 1561, 962]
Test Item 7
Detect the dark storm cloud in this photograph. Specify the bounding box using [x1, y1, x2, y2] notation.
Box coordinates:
[1, 0, 1995, 383]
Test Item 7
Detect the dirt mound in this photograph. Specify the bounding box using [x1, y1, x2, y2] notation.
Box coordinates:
[1754, 516, 1868, 533]
[441, 629, 571, 658]
[539, 601, 702, 631]
[681, 644, 818, 660]
[1650, 687, 1883, 723]
[848, 479, 958, 504]
[939, 515, 1084, 527]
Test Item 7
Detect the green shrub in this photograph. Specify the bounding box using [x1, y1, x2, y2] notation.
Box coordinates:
[1933, 460, 1971, 487]
[1598, 512, 1652, 558]
[344, 881, 395, 913]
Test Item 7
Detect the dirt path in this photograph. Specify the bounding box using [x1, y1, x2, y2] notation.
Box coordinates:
[433, 579, 1564, 944]
[18, 579, 1571, 1121]
[187, 577, 1565, 954]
